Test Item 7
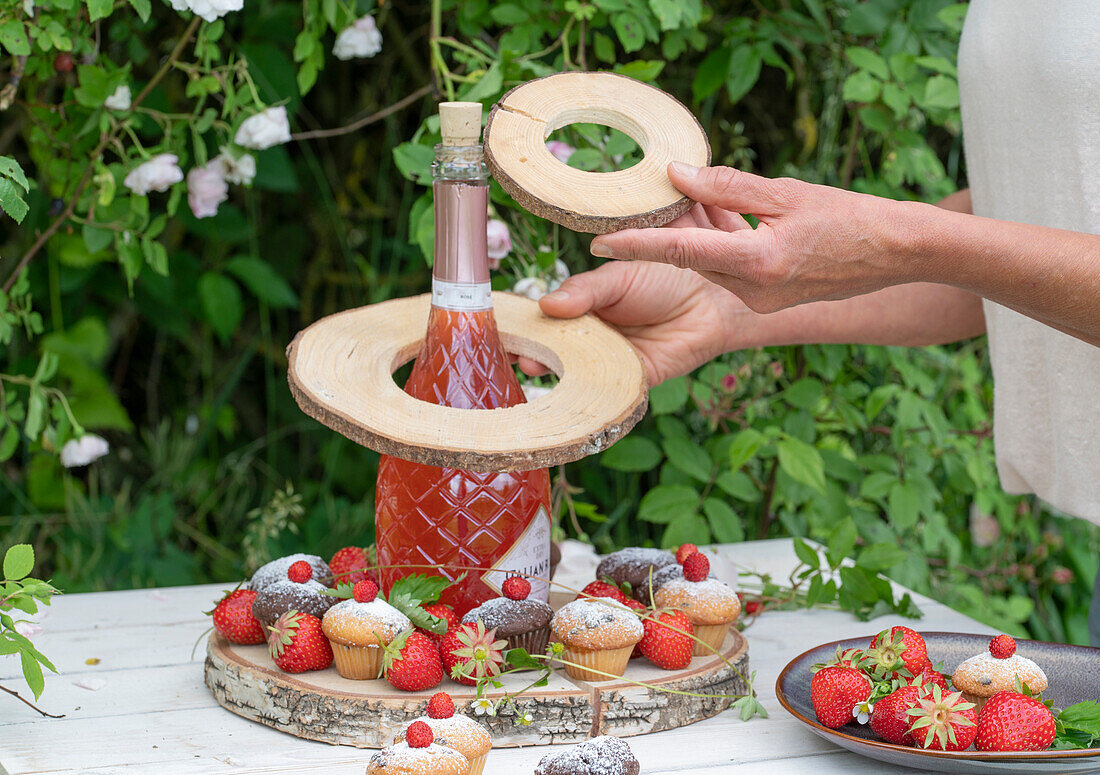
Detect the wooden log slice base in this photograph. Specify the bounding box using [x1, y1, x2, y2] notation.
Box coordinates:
[286, 292, 649, 472]
[484, 71, 711, 234]
[204, 627, 749, 748]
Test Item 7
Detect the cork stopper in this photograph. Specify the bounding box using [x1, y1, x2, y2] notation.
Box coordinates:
[439, 101, 482, 146]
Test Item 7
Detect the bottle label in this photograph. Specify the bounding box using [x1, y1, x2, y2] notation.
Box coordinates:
[482, 507, 551, 602]
[432, 279, 492, 311]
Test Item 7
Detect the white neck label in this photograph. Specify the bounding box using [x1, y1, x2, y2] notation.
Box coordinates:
[431, 279, 493, 311]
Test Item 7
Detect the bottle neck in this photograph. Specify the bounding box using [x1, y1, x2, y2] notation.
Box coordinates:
[431, 145, 492, 311]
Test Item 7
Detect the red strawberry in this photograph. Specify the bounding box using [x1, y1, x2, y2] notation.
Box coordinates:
[416, 602, 458, 648]
[267, 611, 333, 673]
[682, 552, 709, 582]
[577, 579, 628, 604]
[426, 691, 455, 719]
[863, 626, 928, 680]
[405, 719, 434, 748]
[210, 589, 265, 645]
[287, 560, 313, 583]
[440, 627, 477, 686]
[870, 684, 923, 745]
[623, 599, 648, 658]
[502, 576, 531, 600]
[676, 543, 699, 564]
[913, 662, 949, 694]
[440, 622, 507, 686]
[329, 546, 375, 586]
[975, 691, 1056, 751]
[353, 579, 379, 603]
[384, 631, 444, 692]
[810, 666, 872, 729]
[989, 634, 1016, 659]
[812, 645, 865, 672]
[907, 686, 977, 751]
[638, 610, 694, 670]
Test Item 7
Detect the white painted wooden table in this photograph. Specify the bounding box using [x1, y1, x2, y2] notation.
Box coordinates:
[0, 539, 996, 774]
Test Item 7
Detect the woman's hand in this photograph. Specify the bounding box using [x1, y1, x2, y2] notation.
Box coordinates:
[588, 162, 923, 314]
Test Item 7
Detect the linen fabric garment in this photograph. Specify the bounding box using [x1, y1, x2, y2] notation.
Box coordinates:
[958, 1, 1100, 524]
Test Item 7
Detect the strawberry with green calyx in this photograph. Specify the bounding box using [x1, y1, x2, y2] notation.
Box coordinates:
[870, 684, 923, 745]
[576, 578, 629, 604]
[810, 665, 872, 729]
[267, 610, 333, 673]
[208, 588, 266, 645]
[416, 602, 458, 647]
[861, 626, 927, 681]
[976, 690, 1056, 751]
[913, 662, 951, 694]
[907, 685, 978, 751]
[329, 546, 376, 586]
[383, 630, 444, 692]
[638, 609, 694, 670]
[811, 645, 865, 673]
[441, 621, 507, 686]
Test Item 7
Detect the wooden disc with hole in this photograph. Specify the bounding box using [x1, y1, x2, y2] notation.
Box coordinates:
[484, 71, 711, 234]
[204, 621, 749, 748]
[286, 292, 648, 472]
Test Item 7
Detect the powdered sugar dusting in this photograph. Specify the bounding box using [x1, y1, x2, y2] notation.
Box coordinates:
[250, 553, 332, 591]
[462, 596, 552, 630]
[597, 548, 674, 579]
[654, 577, 739, 624]
[322, 597, 411, 639]
[252, 578, 335, 627]
[400, 714, 491, 758]
[552, 598, 643, 650]
[368, 741, 467, 772]
[534, 735, 639, 775]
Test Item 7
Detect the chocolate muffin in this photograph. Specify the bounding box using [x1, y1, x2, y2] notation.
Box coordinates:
[249, 553, 333, 592]
[534, 736, 639, 775]
[462, 588, 552, 656]
[596, 548, 676, 599]
[252, 578, 336, 629]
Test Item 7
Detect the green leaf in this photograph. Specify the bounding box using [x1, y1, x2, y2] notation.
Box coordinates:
[693, 45, 732, 101]
[612, 12, 646, 53]
[648, 376, 688, 414]
[489, 3, 528, 24]
[82, 224, 114, 255]
[858, 543, 908, 572]
[613, 60, 666, 83]
[386, 573, 454, 608]
[128, 0, 151, 20]
[20, 649, 44, 699]
[783, 378, 824, 410]
[637, 485, 698, 524]
[601, 436, 663, 472]
[0, 21, 31, 56]
[0, 426, 18, 462]
[792, 537, 820, 570]
[922, 75, 960, 109]
[726, 45, 763, 103]
[0, 156, 29, 191]
[593, 32, 616, 63]
[888, 480, 921, 531]
[661, 514, 710, 549]
[3, 544, 34, 580]
[459, 62, 502, 103]
[827, 517, 857, 567]
[225, 256, 299, 308]
[715, 470, 760, 502]
[776, 436, 826, 493]
[703, 497, 743, 543]
[727, 428, 764, 471]
[842, 2, 891, 35]
[0, 179, 29, 223]
[392, 143, 435, 185]
[843, 70, 881, 103]
[504, 647, 543, 670]
[86, 0, 113, 21]
[197, 272, 243, 342]
[846, 47, 890, 80]
[662, 437, 712, 482]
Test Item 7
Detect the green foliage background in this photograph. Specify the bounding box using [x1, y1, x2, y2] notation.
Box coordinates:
[1, 0, 1096, 644]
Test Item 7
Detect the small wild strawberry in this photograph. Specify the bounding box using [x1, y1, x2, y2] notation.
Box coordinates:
[989, 634, 1016, 659]
[287, 560, 313, 583]
[676, 543, 699, 565]
[426, 691, 455, 719]
[405, 719, 434, 748]
[353, 579, 379, 603]
[502, 575, 532, 600]
[682, 552, 709, 582]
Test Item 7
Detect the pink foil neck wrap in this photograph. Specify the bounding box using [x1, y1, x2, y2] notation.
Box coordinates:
[433, 180, 490, 284]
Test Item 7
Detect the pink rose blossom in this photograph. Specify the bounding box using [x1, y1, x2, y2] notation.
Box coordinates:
[186, 159, 229, 219]
[721, 373, 739, 392]
[123, 154, 183, 195]
[486, 219, 512, 261]
[545, 140, 575, 164]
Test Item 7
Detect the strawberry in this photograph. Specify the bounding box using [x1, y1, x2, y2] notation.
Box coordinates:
[975, 691, 1056, 751]
[577, 579, 628, 604]
[268, 611, 333, 673]
[682, 552, 709, 582]
[811, 645, 865, 672]
[353, 579, 379, 603]
[989, 634, 1016, 659]
[913, 662, 950, 694]
[862, 626, 928, 681]
[405, 720, 434, 748]
[384, 630, 444, 692]
[676, 543, 699, 564]
[907, 685, 977, 751]
[440, 622, 507, 686]
[502, 575, 531, 600]
[440, 627, 477, 686]
[810, 665, 872, 729]
[426, 691, 455, 719]
[210, 588, 265, 645]
[638, 610, 694, 670]
[623, 599, 648, 658]
[416, 602, 458, 647]
[287, 560, 313, 583]
[870, 684, 923, 745]
[329, 546, 376, 586]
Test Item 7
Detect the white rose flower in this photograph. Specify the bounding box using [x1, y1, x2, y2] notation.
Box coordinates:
[333, 15, 383, 60]
[186, 159, 229, 219]
[123, 154, 184, 196]
[218, 149, 256, 185]
[513, 277, 549, 301]
[234, 106, 291, 150]
[104, 84, 132, 111]
[60, 434, 110, 468]
[169, 0, 243, 23]
[486, 219, 512, 261]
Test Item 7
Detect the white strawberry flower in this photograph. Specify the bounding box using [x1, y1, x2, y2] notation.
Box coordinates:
[123, 154, 183, 195]
[168, 0, 243, 23]
[471, 697, 496, 717]
[852, 699, 874, 725]
[333, 15, 383, 60]
[518, 711, 534, 726]
[14, 621, 42, 639]
[234, 106, 291, 150]
[104, 84, 132, 111]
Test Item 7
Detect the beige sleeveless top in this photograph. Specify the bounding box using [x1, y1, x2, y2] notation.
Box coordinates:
[958, 1, 1100, 523]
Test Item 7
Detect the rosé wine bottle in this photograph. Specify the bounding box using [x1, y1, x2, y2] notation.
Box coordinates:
[374, 104, 551, 617]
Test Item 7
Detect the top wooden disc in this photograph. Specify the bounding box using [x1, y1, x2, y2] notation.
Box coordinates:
[484, 71, 711, 234]
[286, 292, 648, 472]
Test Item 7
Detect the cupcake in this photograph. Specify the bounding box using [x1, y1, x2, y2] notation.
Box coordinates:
[322, 579, 412, 679]
[395, 692, 491, 775]
[597, 548, 676, 603]
[653, 552, 740, 655]
[368, 721, 468, 775]
[251, 560, 337, 629]
[461, 576, 552, 657]
[534, 735, 640, 775]
[952, 634, 1047, 711]
[550, 597, 643, 681]
[250, 553, 333, 592]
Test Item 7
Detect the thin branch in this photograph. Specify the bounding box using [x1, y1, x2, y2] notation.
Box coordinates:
[0, 684, 65, 718]
[290, 83, 434, 141]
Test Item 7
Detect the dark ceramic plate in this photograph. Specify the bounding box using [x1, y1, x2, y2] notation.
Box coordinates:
[777, 632, 1100, 774]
